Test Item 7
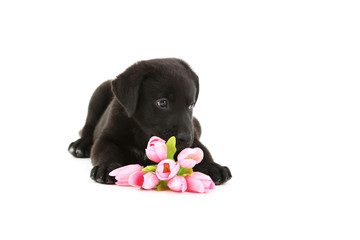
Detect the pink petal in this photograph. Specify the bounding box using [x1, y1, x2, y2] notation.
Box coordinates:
[177, 148, 204, 167]
[186, 177, 205, 193]
[142, 173, 159, 190]
[114, 178, 131, 186]
[147, 136, 166, 148]
[180, 178, 188, 192]
[145, 142, 167, 163]
[186, 172, 215, 193]
[155, 162, 166, 180]
[115, 180, 128, 186]
[203, 179, 215, 192]
[128, 171, 146, 187]
[109, 164, 143, 177]
[168, 176, 187, 192]
[145, 136, 167, 163]
[177, 148, 192, 160]
[167, 177, 179, 191]
[179, 158, 197, 169]
[169, 161, 180, 179]
[145, 148, 159, 162]
[154, 142, 167, 161]
[190, 171, 212, 180]
[109, 164, 144, 186]
[155, 159, 179, 181]
[189, 148, 204, 164]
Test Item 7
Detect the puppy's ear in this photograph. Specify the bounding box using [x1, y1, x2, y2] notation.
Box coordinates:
[193, 74, 199, 103]
[177, 59, 200, 102]
[111, 62, 147, 117]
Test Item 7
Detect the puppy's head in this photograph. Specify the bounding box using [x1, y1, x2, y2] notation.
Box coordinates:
[112, 58, 199, 150]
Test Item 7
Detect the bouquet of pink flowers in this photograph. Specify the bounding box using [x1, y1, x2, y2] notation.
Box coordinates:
[109, 136, 215, 193]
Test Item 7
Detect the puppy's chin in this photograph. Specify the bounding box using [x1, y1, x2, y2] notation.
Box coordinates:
[176, 140, 193, 151]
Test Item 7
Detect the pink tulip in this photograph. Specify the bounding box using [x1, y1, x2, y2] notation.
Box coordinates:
[145, 136, 167, 163]
[128, 171, 159, 190]
[168, 176, 187, 192]
[155, 159, 180, 181]
[177, 147, 204, 168]
[186, 172, 215, 193]
[109, 164, 144, 186]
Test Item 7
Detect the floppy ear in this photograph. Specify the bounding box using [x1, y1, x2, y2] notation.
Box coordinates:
[193, 74, 199, 103]
[177, 59, 200, 102]
[111, 62, 147, 117]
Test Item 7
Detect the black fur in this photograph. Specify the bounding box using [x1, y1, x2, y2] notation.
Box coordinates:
[68, 58, 232, 185]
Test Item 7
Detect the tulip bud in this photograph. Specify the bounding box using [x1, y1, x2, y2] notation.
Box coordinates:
[186, 172, 215, 193]
[145, 137, 167, 163]
[155, 159, 180, 181]
[109, 164, 144, 186]
[168, 176, 187, 192]
[177, 147, 204, 168]
[129, 171, 159, 190]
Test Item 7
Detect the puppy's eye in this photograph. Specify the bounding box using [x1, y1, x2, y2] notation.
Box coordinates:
[155, 98, 169, 109]
[188, 103, 195, 110]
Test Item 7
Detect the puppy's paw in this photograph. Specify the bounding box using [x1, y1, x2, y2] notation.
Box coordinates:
[68, 138, 91, 158]
[194, 163, 232, 185]
[90, 162, 122, 184]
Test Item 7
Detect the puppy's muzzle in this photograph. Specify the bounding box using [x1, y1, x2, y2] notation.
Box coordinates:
[176, 132, 193, 149]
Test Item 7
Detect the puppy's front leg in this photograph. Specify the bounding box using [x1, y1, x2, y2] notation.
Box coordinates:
[90, 138, 132, 184]
[192, 138, 232, 185]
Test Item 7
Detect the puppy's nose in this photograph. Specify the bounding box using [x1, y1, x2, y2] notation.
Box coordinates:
[176, 132, 191, 144]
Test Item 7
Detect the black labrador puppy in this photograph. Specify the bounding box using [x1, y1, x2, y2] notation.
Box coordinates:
[68, 58, 231, 185]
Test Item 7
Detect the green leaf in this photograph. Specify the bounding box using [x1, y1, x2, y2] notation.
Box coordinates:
[142, 165, 158, 173]
[178, 167, 193, 177]
[166, 136, 177, 160]
[157, 181, 169, 191]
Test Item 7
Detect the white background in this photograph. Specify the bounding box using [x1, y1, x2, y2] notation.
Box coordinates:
[1, 0, 359, 239]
